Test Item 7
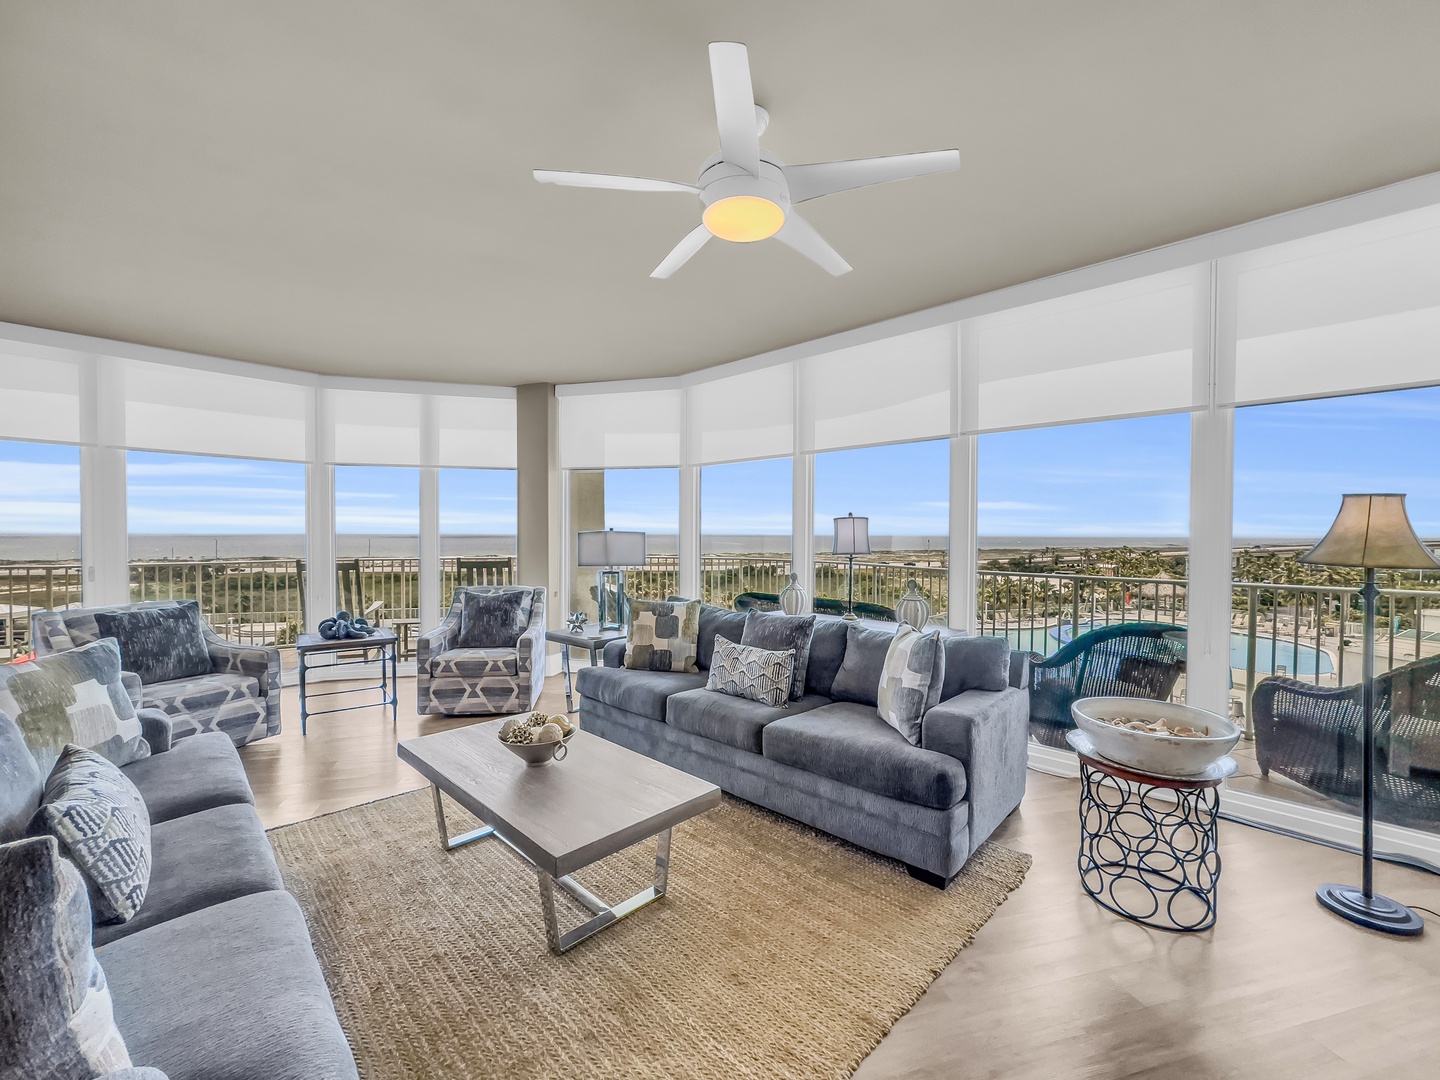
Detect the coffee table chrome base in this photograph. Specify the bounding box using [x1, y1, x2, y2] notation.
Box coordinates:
[432, 784, 673, 953]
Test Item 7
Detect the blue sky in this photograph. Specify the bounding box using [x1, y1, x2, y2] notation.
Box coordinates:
[1, 384, 1436, 541]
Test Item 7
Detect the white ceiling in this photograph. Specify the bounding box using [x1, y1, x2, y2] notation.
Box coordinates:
[3, 2, 1440, 387]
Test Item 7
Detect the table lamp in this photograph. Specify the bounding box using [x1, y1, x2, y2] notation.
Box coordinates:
[833, 514, 870, 621]
[577, 529, 647, 631]
[1299, 493, 1439, 936]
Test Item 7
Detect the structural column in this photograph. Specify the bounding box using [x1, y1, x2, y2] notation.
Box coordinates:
[678, 464, 701, 600]
[516, 383, 562, 672]
[1186, 405, 1235, 716]
[80, 356, 129, 606]
[790, 452, 814, 610]
[948, 434, 978, 632]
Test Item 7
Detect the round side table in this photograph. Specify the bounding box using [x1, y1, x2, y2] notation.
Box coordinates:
[1066, 730, 1238, 932]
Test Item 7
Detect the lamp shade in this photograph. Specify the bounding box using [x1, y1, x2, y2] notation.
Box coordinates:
[1298, 494, 1440, 570]
[576, 529, 647, 567]
[833, 514, 871, 556]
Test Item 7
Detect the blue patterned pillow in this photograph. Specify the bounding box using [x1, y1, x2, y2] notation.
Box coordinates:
[705, 637, 796, 708]
[459, 588, 533, 648]
[93, 603, 212, 686]
[34, 745, 153, 924]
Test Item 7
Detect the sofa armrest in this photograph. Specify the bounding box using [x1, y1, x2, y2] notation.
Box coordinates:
[96, 1069, 172, 1080]
[136, 707, 174, 754]
[417, 609, 462, 669]
[603, 639, 626, 668]
[201, 625, 279, 695]
[921, 686, 1029, 847]
[516, 621, 545, 673]
[1008, 650, 1031, 689]
[121, 670, 144, 709]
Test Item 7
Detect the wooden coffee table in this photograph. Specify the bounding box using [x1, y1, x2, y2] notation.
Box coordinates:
[397, 720, 721, 953]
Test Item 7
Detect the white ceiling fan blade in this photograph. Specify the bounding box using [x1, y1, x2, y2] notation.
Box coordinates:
[650, 224, 712, 279]
[533, 170, 699, 195]
[784, 149, 960, 203]
[709, 42, 760, 177]
[774, 212, 852, 276]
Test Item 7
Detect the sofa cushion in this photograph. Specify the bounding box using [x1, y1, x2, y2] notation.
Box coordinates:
[877, 626, 942, 745]
[36, 745, 153, 924]
[1, 836, 134, 1077]
[705, 637, 796, 709]
[828, 623, 895, 708]
[430, 647, 519, 679]
[0, 708, 43, 843]
[624, 598, 700, 673]
[762, 701, 969, 810]
[458, 587, 532, 649]
[0, 638, 149, 777]
[93, 803, 283, 947]
[141, 672, 266, 745]
[740, 610, 816, 701]
[575, 664, 706, 723]
[94, 604, 212, 686]
[804, 618, 849, 697]
[941, 634, 1012, 698]
[98, 890, 359, 1080]
[120, 731, 254, 825]
[667, 686, 832, 754]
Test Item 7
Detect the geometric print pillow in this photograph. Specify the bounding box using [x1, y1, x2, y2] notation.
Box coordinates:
[0, 637, 149, 780]
[623, 598, 700, 673]
[876, 625, 941, 746]
[34, 745, 153, 924]
[705, 637, 796, 708]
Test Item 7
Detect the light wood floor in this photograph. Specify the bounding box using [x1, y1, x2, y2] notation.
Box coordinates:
[240, 675, 1440, 1080]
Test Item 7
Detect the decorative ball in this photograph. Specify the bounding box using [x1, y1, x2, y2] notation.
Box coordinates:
[534, 723, 565, 744]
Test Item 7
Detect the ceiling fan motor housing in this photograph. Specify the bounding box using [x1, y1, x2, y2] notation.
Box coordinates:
[698, 153, 791, 215]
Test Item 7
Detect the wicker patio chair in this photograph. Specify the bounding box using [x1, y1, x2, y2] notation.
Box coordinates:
[1028, 622, 1187, 749]
[1251, 654, 1440, 828]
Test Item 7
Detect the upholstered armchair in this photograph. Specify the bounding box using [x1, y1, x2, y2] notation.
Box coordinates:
[30, 599, 281, 747]
[417, 585, 546, 716]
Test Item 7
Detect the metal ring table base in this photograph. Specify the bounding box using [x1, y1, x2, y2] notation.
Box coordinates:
[1076, 762, 1222, 932]
[431, 784, 671, 953]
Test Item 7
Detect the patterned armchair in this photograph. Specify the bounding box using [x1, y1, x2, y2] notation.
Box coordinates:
[1252, 654, 1440, 828]
[417, 585, 546, 716]
[1028, 622, 1187, 749]
[30, 599, 281, 747]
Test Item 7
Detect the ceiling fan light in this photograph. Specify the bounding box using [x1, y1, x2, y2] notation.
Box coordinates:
[702, 195, 785, 243]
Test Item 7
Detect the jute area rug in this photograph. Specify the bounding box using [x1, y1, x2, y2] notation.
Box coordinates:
[269, 788, 1030, 1080]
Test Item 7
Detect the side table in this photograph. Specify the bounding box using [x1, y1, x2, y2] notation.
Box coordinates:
[545, 629, 624, 712]
[296, 629, 399, 735]
[1067, 729, 1237, 932]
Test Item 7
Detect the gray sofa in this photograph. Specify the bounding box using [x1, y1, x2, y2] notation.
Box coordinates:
[0, 707, 357, 1079]
[416, 585, 547, 716]
[577, 607, 1030, 887]
[32, 600, 281, 747]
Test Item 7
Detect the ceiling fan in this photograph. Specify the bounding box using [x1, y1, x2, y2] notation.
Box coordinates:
[534, 42, 960, 279]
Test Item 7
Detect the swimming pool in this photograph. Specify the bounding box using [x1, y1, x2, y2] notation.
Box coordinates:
[996, 623, 1335, 676]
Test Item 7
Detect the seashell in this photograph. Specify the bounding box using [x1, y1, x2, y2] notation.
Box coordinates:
[534, 723, 564, 744]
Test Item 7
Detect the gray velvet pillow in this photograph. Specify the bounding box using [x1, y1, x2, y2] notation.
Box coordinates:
[35, 744, 153, 924]
[940, 634, 1012, 698]
[669, 598, 746, 669]
[740, 610, 816, 701]
[804, 619, 850, 697]
[828, 623, 895, 708]
[93, 603, 212, 686]
[0, 836, 134, 1076]
[459, 588, 532, 648]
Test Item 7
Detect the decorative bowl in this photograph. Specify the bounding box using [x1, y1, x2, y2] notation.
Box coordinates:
[1071, 697, 1240, 779]
[498, 715, 577, 766]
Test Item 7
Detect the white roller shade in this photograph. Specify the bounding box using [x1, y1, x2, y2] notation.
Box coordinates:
[557, 386, 683, 468]
[686, 363, 794, 464]
[325, 387, 423, 466]
[1221, 204, 1440, 406]
[801, 325, 954, 452]
[120, 359, 311, 461]
[434, 393, 517, 468]
[966, 268, 1203, 433]
[0, 350, 83, 444]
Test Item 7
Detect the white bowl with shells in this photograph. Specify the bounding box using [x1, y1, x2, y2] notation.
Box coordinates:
[1071, 697, 1240, 779]
[498, 712, 578, 766]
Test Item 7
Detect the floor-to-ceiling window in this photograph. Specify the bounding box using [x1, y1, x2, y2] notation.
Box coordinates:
[0, 439, 82, 659]
[700, 457, 792, 610]
[1229, 386, 1440, 833]
[439, 468, 518, 599]
[566, 467, 679, 624]
[334, 465, 420, 646]
[812, 440, 948, 622]
[126, 450, 306, 649]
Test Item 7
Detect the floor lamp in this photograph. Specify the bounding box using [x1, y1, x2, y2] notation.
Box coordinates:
[576, 529, 647, 632]
[833, 513, 870, 621]
[1298, 493, 1439, 936]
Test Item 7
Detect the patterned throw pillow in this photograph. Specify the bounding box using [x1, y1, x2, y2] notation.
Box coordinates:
[93, 603, 212, 686]
[0, 638, 149, 779]
[706, 637, 796, 708]
[35, 745, 153, 924]
[624, 598, 701, 673]
[740, 610, 816, 701]
[0, 836, 134, 1076]
[876, 625, 942, 745]
[458, 587, 533, 648]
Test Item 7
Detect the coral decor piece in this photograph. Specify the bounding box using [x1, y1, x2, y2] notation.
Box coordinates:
[317, 611, 379, 641]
